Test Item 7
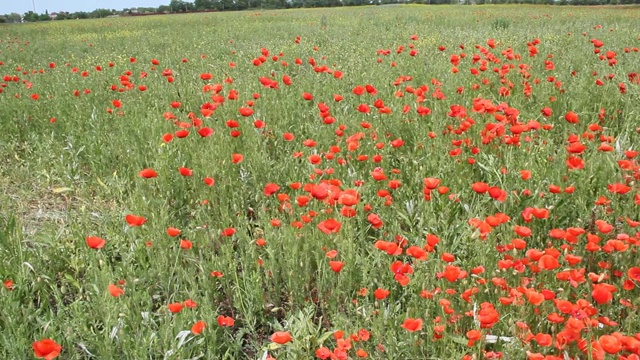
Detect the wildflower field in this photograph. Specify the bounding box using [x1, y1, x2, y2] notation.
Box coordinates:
[1, 4, 640, 359]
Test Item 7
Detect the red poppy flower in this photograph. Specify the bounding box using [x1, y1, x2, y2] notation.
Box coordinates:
[183, 299, 197, 308]
[466, 329, 482, 346]
[514, 225, 532, 237]
[535, 333, 553, 347]
[565, 111, 579, 124]
[374, 241, 401, 256]
[203, 177, 215, 186]
[175, 129, 189, 138]
[566, 142, 587, 154]
[86, 236, 106, 249]
[303, 139, 317, 147]
[477, 303, 499, 328]
[32, 339, 62, 360]
[167, 302, 184, 313]
[357, 104, 370, 113]
[232, 154, 243, 163]
[325, 250, 338, 259]
[283, 132, 294, 141]
[108, 284, 124, 297]
[4, 279, 14, 290]
[401, 318, 423, 332]
[599, 335, 621, 354]
[318, 219, 342, 234]
[592, 283, 615, 304]
[406, 246, 428, 261]
[217, 315, 235, 327]
[166, 227, 181, 237]
[566, 156, 584, 170]
[125, 214, 147, 227]
[221, 228, 236, 237]
[179, 167, 193, 176]
[329, 261, 345, 273]
[271, 331, 292, 344]
[239, 107, 254, 117]
[198, 127, 214, 137]
[628, 267, 640, 281]
[442, 265, 463, 282]
[263, 183, 280, 196]
[538, 255, 560, 270]
[316, 347, 332, 359]
[138, 168, 158, 178]
[608, 183, 631, 195]
[374, 288, 389, 300]
[367, 213, 383, 229]
[424, 178, 441, 189]
[191, 321, 206, 335]
[226, 120, 239, 128]
[488, 186, 507, 201]
[471, 182, 489, 193]
[525, 289, 545, 306]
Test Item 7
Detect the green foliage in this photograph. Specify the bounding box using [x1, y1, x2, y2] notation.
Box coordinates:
[23, 11, 39, 22]
[3, 0, 639, 21]
[1, 5, 640, 360]
[491, 17, 511, 30]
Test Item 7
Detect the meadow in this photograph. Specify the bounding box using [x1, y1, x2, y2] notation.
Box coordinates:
[1, 4, 640, 359]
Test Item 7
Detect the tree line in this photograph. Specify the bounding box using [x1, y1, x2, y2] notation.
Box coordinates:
[1, 0, 638, 23]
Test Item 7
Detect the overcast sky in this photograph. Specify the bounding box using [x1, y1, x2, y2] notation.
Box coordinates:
[3, 0, 169, 14]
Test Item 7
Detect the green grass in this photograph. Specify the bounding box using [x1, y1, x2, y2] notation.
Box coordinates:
[1, 5, 640, 359]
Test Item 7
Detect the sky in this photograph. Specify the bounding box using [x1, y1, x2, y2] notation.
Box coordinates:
[2, 0, 169, 14]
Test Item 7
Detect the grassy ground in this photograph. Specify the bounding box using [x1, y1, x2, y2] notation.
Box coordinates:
[1, 4, 640, 359]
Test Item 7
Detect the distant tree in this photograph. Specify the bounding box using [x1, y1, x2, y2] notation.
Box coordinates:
[212, 0, 235, 11]
[211, 0, 221, 9]
[3, 0, 635, 20]
[89, 8, 114, 18]
[169, 0, 195, 11]
[73, 11, 89, 19]
[195, 0, 215, 8]
[262, 0, 282, 8]
[170, 0, 185, 11]
[6, 13, 21, 22]
[23, 11, 39, 22]
[304, 0, 323, 7]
